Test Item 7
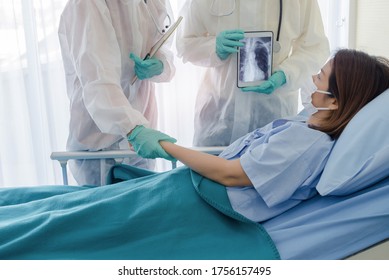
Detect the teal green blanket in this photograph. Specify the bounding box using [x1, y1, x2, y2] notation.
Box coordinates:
[0, 166, 279, 260]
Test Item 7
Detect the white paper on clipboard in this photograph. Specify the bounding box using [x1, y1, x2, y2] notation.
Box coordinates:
[131, 16, 183, 85]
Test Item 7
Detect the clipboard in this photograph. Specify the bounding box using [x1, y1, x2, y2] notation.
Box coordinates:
[131, 16, 183, 85]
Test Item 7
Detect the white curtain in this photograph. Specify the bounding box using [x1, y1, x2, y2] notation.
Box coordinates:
[0, 0, 69, 187]
[0, 0, 349, 187]
[318, 0, 354, 51]
[154, 0, 203, 171]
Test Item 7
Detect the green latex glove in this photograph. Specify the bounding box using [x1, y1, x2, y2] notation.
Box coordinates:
[241, 71, 287, 94]
[129, 53, 164, 80]
[128, 125, 177, 161]
[216, 29, 245, 60]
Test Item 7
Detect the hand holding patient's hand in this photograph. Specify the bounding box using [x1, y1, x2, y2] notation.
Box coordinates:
[127, 126, 176, 161]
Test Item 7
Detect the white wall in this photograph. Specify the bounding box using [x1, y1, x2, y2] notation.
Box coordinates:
[355, 0, 389, 57]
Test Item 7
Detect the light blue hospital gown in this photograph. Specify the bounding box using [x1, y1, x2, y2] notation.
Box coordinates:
[220, 117, 334, 222]
[221, 118, 389, 260]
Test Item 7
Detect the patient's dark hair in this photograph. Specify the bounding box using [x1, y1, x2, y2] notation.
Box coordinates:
[320, 49, 389, 139]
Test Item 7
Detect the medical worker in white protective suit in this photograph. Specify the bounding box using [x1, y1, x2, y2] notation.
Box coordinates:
[176, 0, 330, 146]
[58, 0, 177, 186]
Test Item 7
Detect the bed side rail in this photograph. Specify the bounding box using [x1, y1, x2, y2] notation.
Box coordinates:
[50, 147, 226, 185]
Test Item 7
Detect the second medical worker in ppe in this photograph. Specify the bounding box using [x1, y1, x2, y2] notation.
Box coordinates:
[176, 0, 330, 146]
[58, 0, 176, 186]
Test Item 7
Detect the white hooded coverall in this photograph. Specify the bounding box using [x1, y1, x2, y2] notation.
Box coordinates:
[177, 0, 329, 146]
[58, 0, 175, 185]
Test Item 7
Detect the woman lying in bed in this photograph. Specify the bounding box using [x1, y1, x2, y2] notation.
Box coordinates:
[133, 48, 389, 222]
[1, 49, 389, 260]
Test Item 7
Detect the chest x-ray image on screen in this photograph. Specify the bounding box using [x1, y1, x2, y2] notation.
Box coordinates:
[237, 31, 273, 88]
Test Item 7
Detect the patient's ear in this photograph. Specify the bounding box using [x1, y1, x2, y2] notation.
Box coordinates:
[329, 97, 338, 110]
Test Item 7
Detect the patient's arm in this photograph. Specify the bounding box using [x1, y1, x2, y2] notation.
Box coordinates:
[160, 141, 252, 187]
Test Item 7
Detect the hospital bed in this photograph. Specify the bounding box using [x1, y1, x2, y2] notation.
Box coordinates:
[50, 147, 389, 260]
[48, 88, 389, 260]
[35, 88, 389, 259]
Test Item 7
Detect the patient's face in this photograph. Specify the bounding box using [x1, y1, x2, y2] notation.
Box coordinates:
[311, 60, 334, 109]
[312, 59, 332, 95]
[308, 60, 335, 125]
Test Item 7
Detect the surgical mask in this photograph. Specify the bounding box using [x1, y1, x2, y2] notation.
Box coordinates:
[300, 79, 333, 116]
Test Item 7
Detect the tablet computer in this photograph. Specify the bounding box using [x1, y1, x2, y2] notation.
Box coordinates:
[237, 31, 273, 88]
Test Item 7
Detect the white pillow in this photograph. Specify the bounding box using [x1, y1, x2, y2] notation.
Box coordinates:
[316, 88, 389, 196]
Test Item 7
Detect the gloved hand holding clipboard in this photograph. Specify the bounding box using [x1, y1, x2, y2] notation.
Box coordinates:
[131, 16, 183, 85]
